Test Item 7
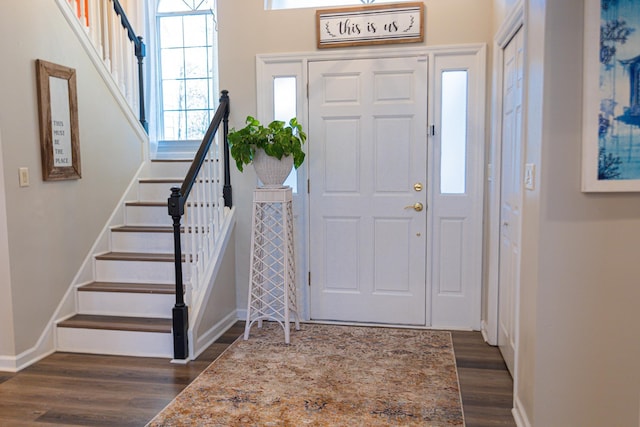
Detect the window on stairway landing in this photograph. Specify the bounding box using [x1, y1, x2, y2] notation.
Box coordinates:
[156, 0, 218, 140]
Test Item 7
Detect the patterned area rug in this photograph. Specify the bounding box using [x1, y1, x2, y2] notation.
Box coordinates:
[148, 323, 464, 426]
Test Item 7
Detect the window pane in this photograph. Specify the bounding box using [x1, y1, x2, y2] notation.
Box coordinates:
[161, 48, 184, 79]
[158, 0, 215, 12]
[182, 15, 208, 46]
[273, 76, 298, 192]
[164, 111, 187, 140]
[162, 80, 185, 110]
[159, 16, 183, 48]
[186, 110, 210, 139]
[274, 77, 297, 123]
[184, 47, 208, 78]
[440, 70, 468, 194]
[185, 79, 210, 109]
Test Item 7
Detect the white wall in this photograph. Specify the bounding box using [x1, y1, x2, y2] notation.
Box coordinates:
[514, 0, 640, 425]
[218, 0, 494, 314]
[0, 0, 145, 356]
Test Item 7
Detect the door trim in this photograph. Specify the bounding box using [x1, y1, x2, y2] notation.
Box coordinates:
[256, 43, 486, 326]
[485, 0, 524, 345]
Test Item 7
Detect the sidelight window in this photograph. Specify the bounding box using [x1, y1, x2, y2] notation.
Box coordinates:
[440, 70, 468, 194]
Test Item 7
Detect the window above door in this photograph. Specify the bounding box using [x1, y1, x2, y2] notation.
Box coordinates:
[265, 0, 406, 10]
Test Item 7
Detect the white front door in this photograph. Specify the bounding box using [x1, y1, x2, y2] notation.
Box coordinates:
[498, 28, 524, 375]
[308, 56, 428, 325]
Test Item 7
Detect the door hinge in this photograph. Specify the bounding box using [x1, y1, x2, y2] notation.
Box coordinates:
[429, 124, 435, 136]
[306, 82, 309, 99]
[307, 179, 310, 194]
[308, 271, 311, 286]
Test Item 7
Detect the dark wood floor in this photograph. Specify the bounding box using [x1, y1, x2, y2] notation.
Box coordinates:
[0, 323, 514, 426]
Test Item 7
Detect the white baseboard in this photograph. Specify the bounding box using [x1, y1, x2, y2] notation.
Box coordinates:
[236, 309, 247, 322]
[0, 342, 56, 373]
[513, 394, 532, 427]
[481, 319, 497, 345]
[191, 310, 241, 360]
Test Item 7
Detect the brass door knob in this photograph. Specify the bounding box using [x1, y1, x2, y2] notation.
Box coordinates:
[404, 202, 424, 212]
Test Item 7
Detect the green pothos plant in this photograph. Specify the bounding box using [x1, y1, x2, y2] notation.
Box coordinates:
[227, 116, 307, 172]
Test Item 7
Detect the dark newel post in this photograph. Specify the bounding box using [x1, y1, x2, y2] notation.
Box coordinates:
[168, 187, 188, 360]
[136, 37, 148, 132]
[221, 90, 233, 207]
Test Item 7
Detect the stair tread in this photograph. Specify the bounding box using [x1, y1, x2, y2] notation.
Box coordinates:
[79, 282, 175, 294]
[138, 178, 183, 183]
[125, 200, 216, 207]
[125, 201, 166, 207]
[58, 314, 172, 333]
[95, 252, 178, 262]
[111, 225, 173, 233]
[151, 159, 192, 163]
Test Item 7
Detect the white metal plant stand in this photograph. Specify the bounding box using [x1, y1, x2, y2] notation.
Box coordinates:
[244, 187, 300, 343]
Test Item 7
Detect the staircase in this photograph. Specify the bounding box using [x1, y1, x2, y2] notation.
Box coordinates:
[56, 160, 191, 358]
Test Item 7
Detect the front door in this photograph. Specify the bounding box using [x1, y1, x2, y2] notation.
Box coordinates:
[308, 56, 428, 325]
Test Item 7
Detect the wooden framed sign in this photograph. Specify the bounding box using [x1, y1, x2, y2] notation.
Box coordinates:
[316, 2, 424, 49]
[35, 59, 81, 181]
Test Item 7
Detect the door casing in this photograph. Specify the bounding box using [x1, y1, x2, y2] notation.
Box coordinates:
[255, 44, 486, 328]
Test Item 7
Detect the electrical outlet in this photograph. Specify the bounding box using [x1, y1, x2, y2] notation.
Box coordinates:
[19, 167, 29, 187]
[524, 163, 535, 190]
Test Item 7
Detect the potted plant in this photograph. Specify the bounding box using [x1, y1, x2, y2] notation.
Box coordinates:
[228, 116, 307, 187]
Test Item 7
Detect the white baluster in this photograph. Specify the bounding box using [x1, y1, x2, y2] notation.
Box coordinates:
[89, 0, 104, 57]
[109, 6, 119, 79]
[101, 0, 111, 69]
[79, 0, 88, 30]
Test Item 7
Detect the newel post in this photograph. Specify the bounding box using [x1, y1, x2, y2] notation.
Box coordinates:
[168, 187, 188, 360]
[221, 90, 232, 207]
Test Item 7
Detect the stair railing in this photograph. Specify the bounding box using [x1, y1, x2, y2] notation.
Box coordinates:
[62, 0, 147, 131]
[168, 90, 232, 360]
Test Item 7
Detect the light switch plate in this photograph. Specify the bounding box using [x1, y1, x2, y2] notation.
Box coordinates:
[19, 167, 29, 187]
[524, 163, 535, 190]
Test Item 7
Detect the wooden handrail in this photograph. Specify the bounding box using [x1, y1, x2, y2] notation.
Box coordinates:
[111, 0, 147, 131]
[167, 90, 231, 360]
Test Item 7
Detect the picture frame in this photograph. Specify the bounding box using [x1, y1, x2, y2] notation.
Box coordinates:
[35, 59, 81, 181]
[582, 0, 640, 191]
[316, 2, 424, 49]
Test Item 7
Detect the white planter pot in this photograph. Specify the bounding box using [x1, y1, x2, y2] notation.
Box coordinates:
[253, 148, 293, 188]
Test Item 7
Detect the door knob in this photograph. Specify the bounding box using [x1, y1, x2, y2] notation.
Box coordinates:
[404, 202, 424, 212]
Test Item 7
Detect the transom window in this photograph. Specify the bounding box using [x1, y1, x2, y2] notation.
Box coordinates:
[266, 0, 406, 10]
[156, 0, 218, 140]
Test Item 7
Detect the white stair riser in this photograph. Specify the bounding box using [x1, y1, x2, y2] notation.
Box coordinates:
[77, 291, 174, 318]
[148, 161, 191, 177]
[95, 259, 189, 284]
[111, 231, 178, 253]
[125, 204, 170, 226]
[125, 203, 217, 227]
[57, 327, 172, 358]
[138, 182, 181, 201]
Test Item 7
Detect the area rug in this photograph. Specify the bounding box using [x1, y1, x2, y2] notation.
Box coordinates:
[148, 323, 464, 426]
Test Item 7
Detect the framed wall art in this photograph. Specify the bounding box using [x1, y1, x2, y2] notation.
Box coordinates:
[316, 2, 424, 49]
[583, 0, 640, 191]
[35, 59, 81, 181]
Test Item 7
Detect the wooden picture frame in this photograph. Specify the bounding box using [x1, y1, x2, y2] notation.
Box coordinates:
[316, 2, 424, 49]
[582, 0, 640, 191]
[35, 59, 81, 181]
